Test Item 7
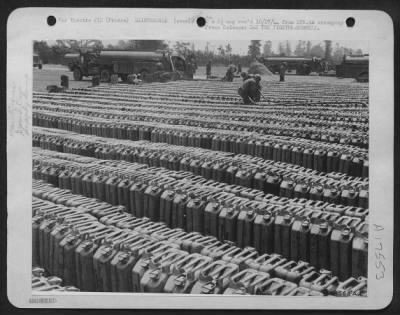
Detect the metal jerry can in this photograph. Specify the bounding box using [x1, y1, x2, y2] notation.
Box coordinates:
[218, 204, 240, 243]
[168, 190, 187, 229]
[330, 216, 362, 281]
[139, 249, 188, 293]
[74, 228, 115, 292]
[186, 197, 207, 233]
[336, 276, 368, 297]
[159, 188, 176, 227]
[203, 200, 224, 238]
[309, 184, 324, 201]
[309, 219, 333, 271]
[190, 260, 239, 294]
[223, 268, 270, 295]
[279, 177, 296, 198]
[117, 178, 133, 209]
[264, 172, 282, 195]
[92, 173, 108, 202]
[236, 208, 257, 248]
[244, 253, 287, 277]
[222, 247, 258, 269]
[326, 150, 340, 173]
[92, 231, 139, 292]
[129, 181, 148, 217]
[254, 278, 297, 295]
[163, 253, 213, 294]
[253, 210, 274, 255]
[105, 175, 121, 206]
[290, 216, 311, 262]
[274, 210, 295, 259]
[352, 221, 368, 278]
[274, 260, 315, 284]
[109, 237, 150, 292]
[340, 187, 359, 207]
[200, 242, 238, 261]
[299, 269, 339, 296]
[143, 183, 164, 221]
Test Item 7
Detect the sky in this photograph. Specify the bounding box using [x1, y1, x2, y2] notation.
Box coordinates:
[102, 40, 369, 55]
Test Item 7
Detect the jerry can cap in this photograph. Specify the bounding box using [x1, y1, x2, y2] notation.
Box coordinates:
[174, 274, 187, 287]
[201, 280, 217, 294]
[149, 269, 161, 280]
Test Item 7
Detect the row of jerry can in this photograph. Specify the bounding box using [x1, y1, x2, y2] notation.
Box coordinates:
[32, 195, 367, 295]
[38, 79, 367, 103]
[32, 267, 79, 291]
[32, 138, 369, 209]
[33, 89, 368, 133]
[33, 178, 368, 281]
[32, 154, 369, 229]
[33, 99, 368, 137]
[32, 129, 368, 182]
[34, 91, 369, 124]
[32, 106, 368, 149]
[32, 113, 368, 177]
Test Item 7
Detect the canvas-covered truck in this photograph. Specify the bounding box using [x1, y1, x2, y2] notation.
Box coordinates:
[65, 50, 192, 82]
[259, 56, 323, 75]
[33, 53, 42, 69]
[336, 54, 369, 82]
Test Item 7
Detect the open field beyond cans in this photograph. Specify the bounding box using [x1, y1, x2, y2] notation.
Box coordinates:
[33, 64, 363, 92]
[32, 65, 369, 295]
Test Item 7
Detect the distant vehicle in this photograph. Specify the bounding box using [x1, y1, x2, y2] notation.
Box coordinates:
[259, 56, 323, 75]
[64, 50, 192, 82]
[336, 54, 369, 82]
[33, 53, 42, 69]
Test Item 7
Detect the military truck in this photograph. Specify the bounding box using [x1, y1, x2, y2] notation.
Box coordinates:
[65, 50, 192, 82]
[336, 54, 369, 82]
[33, 53, 42, 69]
[259, 56, 323, 75]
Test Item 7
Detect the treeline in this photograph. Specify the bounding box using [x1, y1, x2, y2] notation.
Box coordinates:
[34, 40, 363, 66]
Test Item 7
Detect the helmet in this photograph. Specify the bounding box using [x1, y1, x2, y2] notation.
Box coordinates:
[254, 74, 262, 81]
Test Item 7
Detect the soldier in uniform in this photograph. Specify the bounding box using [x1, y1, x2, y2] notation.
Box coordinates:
[238, 74, 262, 104]
[222, 64, 237, 82]
[206, 61, 212, 78]
[279, 62, 287, 82]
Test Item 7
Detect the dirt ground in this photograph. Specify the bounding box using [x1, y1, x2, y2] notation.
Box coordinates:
[33, 64, 365, 92]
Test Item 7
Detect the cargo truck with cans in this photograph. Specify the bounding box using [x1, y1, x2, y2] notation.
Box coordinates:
[64, 50, 192, 82]
[258, 56, 323, 75]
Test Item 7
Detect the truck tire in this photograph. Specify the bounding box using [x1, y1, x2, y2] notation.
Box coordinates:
[73, 68, 83, 81]
[120, 74, 128, 82]
[100, 69, 112, 82]
[356, 72, 368, 83]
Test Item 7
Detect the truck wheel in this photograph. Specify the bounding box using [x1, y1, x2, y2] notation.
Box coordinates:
[100, 69, 112, 82]
[120, 74, 128, 82]
[356, 72, 368, 82]
[73, 68, 83, 81]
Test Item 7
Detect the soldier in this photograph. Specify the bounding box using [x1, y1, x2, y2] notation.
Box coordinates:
[238, 74, 262, 104]
[222, 64, 236, 82]
[206, 60, 212, 78]
[237, 62, 242, 74]
[279, 62, 287, 82]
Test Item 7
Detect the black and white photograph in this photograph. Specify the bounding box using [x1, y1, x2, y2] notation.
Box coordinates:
[31, 38, 370, 296]
[6, 8, 394, 309]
